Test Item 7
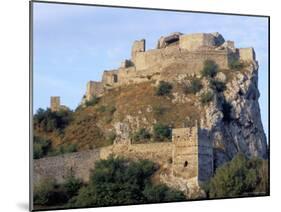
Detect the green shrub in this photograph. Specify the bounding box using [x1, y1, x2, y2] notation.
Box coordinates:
[63, 174, 83, 198]
[69, 157, 185, 207]
[59, 144, 77, 154]
[210, 79, 226, 92]
[33, 136, 52, 159]
[34, 179, 68, 206]
[133, 128, 151, 143]
[34, 174, 83, 206]
[155, 81, 173, 96]
[143, 184, 185, 203]
[205, 154, 269, 198]
[200, 91, 214, 105]
[153, 123, 172, 141]
[85, 96, 99, 107]
[33, 108, 73, 132]
[201, 60, 218, 78]
[229, 59, 244, 70]
[183, 78, 203, 94]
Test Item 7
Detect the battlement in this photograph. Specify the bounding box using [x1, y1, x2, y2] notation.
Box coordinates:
[83, 32, 257, 104]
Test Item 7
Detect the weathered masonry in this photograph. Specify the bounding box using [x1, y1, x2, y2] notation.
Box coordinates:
[81, 32, 257, 101]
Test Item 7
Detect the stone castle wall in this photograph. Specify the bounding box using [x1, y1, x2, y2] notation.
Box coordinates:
[33, 149, 100, 184]
[83, 32, 256, 101]
[34, 143, 173, 185]
[34, 126, 213, 188]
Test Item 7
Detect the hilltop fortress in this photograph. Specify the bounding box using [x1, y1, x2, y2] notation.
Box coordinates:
[43, 32, 265, 197]
[80, 32, 255, 103]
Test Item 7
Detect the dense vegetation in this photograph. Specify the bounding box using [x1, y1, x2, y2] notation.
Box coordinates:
[205, 154, 269, 198]
[34, 174, 83, 206]
[34, 108, 73, 133]
[34, 158, 185, 208]
[155, 81, 173, 96]
[132, 128, 151, 143]
[68, 157, 185, 207]
[33, 135, 77, 159]
[152, 123, 172, 141]
[33, 136, 51, 159]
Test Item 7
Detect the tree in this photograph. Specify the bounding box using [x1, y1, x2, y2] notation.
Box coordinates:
[201, 60, 218, 78]
[206, 154, 269, 198]
[153, 123, 172, 141]
[155, 81, 173, 96]
[69, 157, 185, 207]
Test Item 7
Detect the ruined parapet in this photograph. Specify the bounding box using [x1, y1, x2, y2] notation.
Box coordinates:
[50, 96, 60, 112]
[131, 39, 145, 64]
[172, 125, 213, 183]
[86, 81, 104, 101]
[102, 70, 119, 86]
[179, 32, 225, 51]
[238, 47, 256, 62]
[157, 32, 183, 49]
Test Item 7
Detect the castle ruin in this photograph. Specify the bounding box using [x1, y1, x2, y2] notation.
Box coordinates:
[41, 32, 260, 195]
[82, 32, 256, 102]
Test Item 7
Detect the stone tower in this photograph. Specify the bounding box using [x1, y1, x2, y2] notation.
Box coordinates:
[131, 39, 145, 64]
[172, 125, 213, 182]
[50, 96, 60, 112]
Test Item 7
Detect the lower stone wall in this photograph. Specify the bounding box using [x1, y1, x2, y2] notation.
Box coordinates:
[33, 143, 173, 185]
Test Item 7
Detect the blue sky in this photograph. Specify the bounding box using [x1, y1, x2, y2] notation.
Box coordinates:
[33, 2, 269, 137]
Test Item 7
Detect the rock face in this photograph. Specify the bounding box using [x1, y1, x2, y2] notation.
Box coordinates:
[202, 62, 267, 168]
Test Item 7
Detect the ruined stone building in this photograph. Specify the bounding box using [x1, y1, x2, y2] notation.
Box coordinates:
[82, 32, 256, 102]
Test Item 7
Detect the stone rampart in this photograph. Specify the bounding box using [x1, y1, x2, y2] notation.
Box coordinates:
[33, 142, 173, 185]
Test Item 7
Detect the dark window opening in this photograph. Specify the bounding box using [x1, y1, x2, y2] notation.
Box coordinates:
[184, 161, 188, 167]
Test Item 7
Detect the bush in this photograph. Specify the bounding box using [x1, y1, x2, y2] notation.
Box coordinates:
[133, 128, 151, 143]
[85, 96, 99, 107]
[143, 184, 185, 203]
[33, 136, 52, 159]
[153, 123, 172, 141]
[229, 59, 244, 70]
[205, 154, 269, 198]
[33, 108, 73, 132]
[69, 157, 185, 207]
[63, 174, 83, 198]
[200, 91, 214, 105]
[34, 174, 83, 206]
[201, 60, 218, 78]
[183, 78, 203, 94]
[155, 81, 173, 96]
[34, 179, 68, 206]
[210, 79, 226, 92]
